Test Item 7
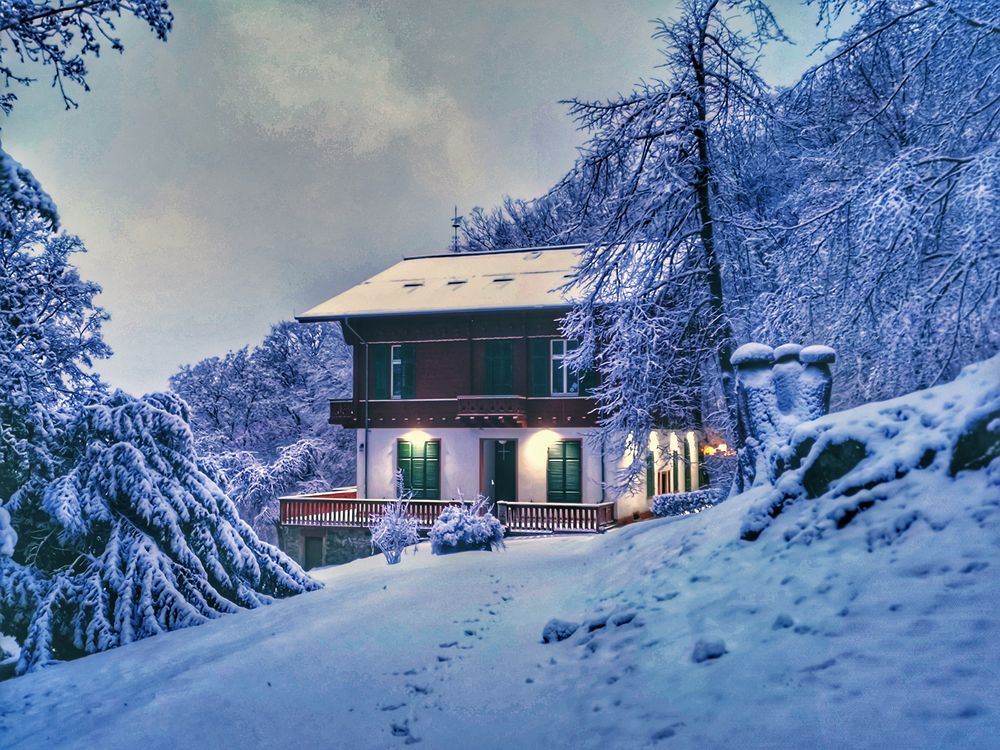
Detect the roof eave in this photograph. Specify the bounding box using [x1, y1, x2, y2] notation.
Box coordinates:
[296, 302, 576, 324]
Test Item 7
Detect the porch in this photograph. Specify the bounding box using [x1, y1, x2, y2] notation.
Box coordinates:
[278, 491, 617, 535]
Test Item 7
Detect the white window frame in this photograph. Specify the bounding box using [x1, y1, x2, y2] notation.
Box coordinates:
[390, 344, 403, 400]
[550, 339, 579, 396]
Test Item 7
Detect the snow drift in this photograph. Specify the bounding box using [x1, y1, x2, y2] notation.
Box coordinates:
[1, 357, 997, 748]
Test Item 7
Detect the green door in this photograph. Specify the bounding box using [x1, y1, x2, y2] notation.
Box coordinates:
[494, 440, 517, 502]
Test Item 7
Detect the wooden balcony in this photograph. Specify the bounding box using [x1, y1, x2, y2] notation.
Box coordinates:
[279, 494, 616, 534]
[328, 395, 596, 429]
[456, 395, 527, 426]
[329, 400, 357, 427]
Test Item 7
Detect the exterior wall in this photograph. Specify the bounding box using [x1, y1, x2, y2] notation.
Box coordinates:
[359, 426, 607, 504]
[356, 426, 674, 518]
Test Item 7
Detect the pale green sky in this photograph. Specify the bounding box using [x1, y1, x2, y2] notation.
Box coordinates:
[5, 0, 834, 394]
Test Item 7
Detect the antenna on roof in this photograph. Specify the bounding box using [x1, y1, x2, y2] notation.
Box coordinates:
[451, 205, 462, 253]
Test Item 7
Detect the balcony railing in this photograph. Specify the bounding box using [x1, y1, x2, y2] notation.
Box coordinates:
[328, 394, 595, 428]
[498, 501, 616, 534]
[456, 395, 527, 424]
[329, 400, 357, 426]
[279, 493, 470, 528]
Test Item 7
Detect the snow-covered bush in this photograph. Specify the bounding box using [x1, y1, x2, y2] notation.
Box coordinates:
[429, 494, 505, 555]
[1, 390, 320, 675]
[368, 471, 420, 565]
[651, 489, 722, 518]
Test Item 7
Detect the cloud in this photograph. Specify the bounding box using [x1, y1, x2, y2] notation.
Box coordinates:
[218, 3, 483, 192]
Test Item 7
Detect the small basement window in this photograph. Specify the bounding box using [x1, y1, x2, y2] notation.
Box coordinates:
[447, 279, 467, 285]
[402, 282, 424, 288]
[492, 277, 514, 283]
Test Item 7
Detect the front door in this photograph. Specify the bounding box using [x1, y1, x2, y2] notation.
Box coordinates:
[493, 440, 517, 502]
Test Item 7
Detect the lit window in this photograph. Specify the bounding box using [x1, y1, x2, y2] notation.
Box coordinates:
[550, 339, 579, 395]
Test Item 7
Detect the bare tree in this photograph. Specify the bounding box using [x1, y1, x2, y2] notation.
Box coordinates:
[560, 0, 786, 486]
[759, 0, 1000, 405]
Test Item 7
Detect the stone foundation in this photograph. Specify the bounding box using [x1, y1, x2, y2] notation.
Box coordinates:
[277, 525, 376, 570]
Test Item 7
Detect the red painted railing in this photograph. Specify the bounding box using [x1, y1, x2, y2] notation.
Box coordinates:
[279, 494, 467, 528]
[279, 494, 617, 534]
[498, 501, 616, 533]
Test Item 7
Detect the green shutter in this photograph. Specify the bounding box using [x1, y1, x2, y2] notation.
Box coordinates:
[400, 343, 416, 399]
[397, 439, 440, 499]
[547, 440, 581, 503]
[646, 452, 655, 498]
[397, 440, 412, 495]
[530, 339, 550, 396]
[371, 344, 390, 399]
[547, 442, 564, 500]
[485, 340, 513, 394]
[424, 440, 440, 498]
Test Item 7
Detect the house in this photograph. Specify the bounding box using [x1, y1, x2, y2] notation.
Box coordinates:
[279, 245, 704, 568]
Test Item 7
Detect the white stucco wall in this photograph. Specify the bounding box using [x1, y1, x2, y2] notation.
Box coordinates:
[354, 426, 697, 520]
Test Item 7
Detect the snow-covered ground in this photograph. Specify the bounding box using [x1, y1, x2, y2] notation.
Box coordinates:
[2, 360, 998, 749]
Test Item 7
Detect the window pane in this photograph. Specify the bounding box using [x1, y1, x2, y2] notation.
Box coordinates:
[392, 361, 403, 398]
[552, 340, 564, 356]
[566, 367, 579, 394]
[551, 358, 563, 394]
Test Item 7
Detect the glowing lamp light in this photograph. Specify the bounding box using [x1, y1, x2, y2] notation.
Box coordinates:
[702, 442, 730, 456]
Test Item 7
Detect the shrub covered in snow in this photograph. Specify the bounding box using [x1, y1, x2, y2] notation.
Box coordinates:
[0, 390, 320, 675]
[651, 488, 722, 517]
[368, 471, 420, 565]
[429, 494, 505, 555]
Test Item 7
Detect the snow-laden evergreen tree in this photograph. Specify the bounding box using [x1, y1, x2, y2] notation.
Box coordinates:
[0, 208, 109, 521]
[170, 321, 354, 535]
[0, 1, 174, 231]
[2, 389, 319, 674]
[0, 210, 319, 674]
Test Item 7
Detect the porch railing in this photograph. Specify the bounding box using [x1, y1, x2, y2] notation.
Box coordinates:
[497, 500, 617, 534]
[279, 494, 468, 528]
[279, 494, 617, 534]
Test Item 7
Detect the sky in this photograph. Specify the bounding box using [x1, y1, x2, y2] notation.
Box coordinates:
[5, 1, 834, 395]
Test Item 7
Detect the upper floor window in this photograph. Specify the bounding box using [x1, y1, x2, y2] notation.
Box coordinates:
[550, 339, 579, 396]
[391, 344, 405, 399]
[484, 339, 514, 395]
[372, 343, 414, 399]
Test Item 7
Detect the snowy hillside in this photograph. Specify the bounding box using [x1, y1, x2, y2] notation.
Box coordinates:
[1, 358, 998, 749]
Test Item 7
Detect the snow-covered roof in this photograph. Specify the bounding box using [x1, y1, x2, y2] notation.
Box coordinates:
[297, 245, 584, 321]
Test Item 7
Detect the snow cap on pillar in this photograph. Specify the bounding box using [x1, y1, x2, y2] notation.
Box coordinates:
[773, 343, 802, 362]
[799, 345, 836, 365]
[731, 343, 774, 368]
